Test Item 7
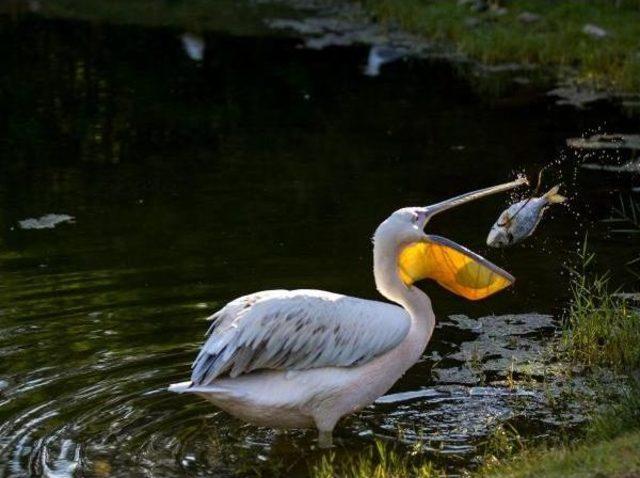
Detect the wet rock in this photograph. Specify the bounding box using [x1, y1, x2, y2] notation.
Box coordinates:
[445, 313, 556, 377]
[581, 160, 640, 173]
[547, 86, 610, 108]
[582, 23, 609, 39]
[469, 386, 535, 397]
[570, 133, 640, 173]
[365, 311, 623, 458]
[567, 133, 640, 150]
[448, 313, 555, 335]
[267, 17, 356, 36]
[268, 16, 387, 51]
[266, 18, 326, 35]
[304, 32, 353, 49]
[432, 366, 482, 385]
[18, 214, 75, 230]
[375, 388, 445, 404]
[518, 11, 541, 24]
[446, 314, 482, 331]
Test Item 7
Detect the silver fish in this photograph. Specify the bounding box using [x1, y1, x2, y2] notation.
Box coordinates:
[486, 185, 566, 247]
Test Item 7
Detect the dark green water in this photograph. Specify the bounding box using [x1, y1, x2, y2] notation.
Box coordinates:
[0, 3, 638, 477]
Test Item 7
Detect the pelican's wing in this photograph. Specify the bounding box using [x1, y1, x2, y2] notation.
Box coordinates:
[398, 234, 514, 301]
[191, 290, 410, 385]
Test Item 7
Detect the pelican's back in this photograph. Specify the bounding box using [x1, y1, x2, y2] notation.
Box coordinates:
[190, 289, 411, 386]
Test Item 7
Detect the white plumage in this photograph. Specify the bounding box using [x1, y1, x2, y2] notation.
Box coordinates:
[169, 178, 526, 447]
[191, 290, 410, 384]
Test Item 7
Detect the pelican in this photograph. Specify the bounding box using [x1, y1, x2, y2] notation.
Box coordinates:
[169, 177, 526, 447]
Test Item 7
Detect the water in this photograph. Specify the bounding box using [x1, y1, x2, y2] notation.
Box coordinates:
[0, 3, 638, 477]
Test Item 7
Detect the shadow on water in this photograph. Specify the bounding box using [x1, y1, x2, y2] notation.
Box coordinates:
[0, 3, 638, 477]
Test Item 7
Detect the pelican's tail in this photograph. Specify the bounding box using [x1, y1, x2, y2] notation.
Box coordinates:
[543, 184, 567, 204]
[168, 381, 229, 394]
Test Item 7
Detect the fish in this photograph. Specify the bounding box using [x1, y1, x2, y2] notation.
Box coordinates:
[486, 185, 566, 247]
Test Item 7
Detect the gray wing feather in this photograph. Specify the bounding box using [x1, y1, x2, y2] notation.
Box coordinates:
[190, 289, 410, 385]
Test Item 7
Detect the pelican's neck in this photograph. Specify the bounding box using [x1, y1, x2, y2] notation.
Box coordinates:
[373, 239, 432, 323]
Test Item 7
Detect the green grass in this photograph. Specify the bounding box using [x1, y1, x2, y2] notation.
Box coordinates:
[480, 253, 640, 478]
[361, 0, 640, 93]
[480, 379, 640, 478]
[588, 379, 640, 442]
[562, 245, 640, 370]
[312, 441, 440, 478]
[310, 427, 640, 478]
[479, 431, 640, 478]
[310, 404, 640, 478]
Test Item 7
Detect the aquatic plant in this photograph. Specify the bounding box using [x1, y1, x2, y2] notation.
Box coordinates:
[608, 195, 640, 235]
[603, 195, 640, 275]
[562, 241, 640, 370]
[477, 424, 525, 472]
[311, 441, 439, 478]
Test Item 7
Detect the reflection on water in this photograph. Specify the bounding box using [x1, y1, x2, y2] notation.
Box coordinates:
[0, 5, 637, 477]
[364, 45, 406, 77]
[181, 33, 205, 62]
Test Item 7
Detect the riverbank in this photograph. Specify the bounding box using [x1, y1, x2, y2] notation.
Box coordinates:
[482, 378, 640, 478]
[7, 0, 640, 99]
[360, 0, 640, 95]
[484, 388, 640, 478]
[483, 432, 640, 478]
[312, 383, 640, 478]
[312, 255, 640, 478]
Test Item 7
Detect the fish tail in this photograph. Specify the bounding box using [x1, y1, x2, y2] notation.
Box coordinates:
[543, 184, 566, 204]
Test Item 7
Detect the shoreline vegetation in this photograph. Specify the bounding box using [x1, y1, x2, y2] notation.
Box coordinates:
[479, 248, 640, 478]
[4, 1, 639, 98]
[359, 0, 640, 95]
[311, 249, 640, 478]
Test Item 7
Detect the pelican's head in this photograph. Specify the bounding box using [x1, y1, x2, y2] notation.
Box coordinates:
[374, 177, 527, 301]
[373, 207, 431, 248]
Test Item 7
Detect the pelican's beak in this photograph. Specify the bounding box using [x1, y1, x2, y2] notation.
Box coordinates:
[399, 176, 528, 301]
[421, 176, 528, 220]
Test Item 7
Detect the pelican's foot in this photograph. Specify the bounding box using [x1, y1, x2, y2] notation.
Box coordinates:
[317, 430, 333, 449]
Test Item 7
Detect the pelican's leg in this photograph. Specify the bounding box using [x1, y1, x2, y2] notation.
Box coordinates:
[317, 430, 333, 449]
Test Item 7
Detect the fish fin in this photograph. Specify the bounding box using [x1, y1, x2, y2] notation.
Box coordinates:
[543, 184, 566, 204]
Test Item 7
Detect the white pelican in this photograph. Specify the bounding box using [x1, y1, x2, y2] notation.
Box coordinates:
[169, 178, 526, 448]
